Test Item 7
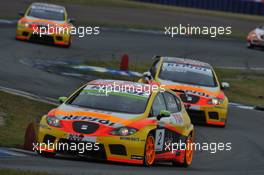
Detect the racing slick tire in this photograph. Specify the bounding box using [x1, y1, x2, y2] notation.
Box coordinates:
[143, 133, 155, 167]
[172, 135, 193, 167]
[247, 41, 254, 49]
[63, 36, 71, 48]
[220, 119, 227, 128]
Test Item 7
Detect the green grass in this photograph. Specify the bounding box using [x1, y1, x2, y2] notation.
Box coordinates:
[216, 68, 264, 106]
[83, 59, 264, 106]
[0, 169, 56, 175]
[0, 91, 55, 147]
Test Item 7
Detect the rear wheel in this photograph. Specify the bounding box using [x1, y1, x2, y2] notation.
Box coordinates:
[184, 136, 193, 166]
[173, 135, 193, 167]
[143, 134, 155, 166]
[247, 41, 254, 49]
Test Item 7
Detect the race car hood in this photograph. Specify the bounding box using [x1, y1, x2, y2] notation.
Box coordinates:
[158, 78, 221, 98]
[254, 28, 264, 40]
[51, 103, 142, 128]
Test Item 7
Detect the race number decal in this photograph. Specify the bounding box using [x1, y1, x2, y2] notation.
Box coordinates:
[155, 129, 165, 151]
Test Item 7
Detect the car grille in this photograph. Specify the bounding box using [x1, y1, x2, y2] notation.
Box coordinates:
[72, 121, 99, 134]
[109, 144, 127, 156]
[208, 112, 219, 120]
[57, 139, 106, 159]
[37, 25, 49, 30]
[179, 94, 200, 104]
[30, 34, 54, 44]
[187, 109, 206, 124]
[43, 134, 56, 144]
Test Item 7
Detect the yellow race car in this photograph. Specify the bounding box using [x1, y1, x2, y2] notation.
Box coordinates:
[35, 79, 194, 167]
[139, 56, 229, 127]
[16, 2, 73, 47]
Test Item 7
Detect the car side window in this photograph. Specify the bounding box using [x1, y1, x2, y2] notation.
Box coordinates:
[151, 93, 167, 117]
[163, 92, 179, 113]
[174, 96, 182, 112]
[149, 59, 160, 78]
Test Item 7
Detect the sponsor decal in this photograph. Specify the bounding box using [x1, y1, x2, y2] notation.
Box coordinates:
[67, 134, 96, 143]
[61, 115, 117, 127]
[120, 137, 140, 142]
[162, 62, 212, 76]
[155, 129, 165, 151]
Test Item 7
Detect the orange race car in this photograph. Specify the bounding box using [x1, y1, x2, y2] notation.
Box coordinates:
[139, 56, 230, 127]
[16, 2, 74, 47]
[34, 79, 194, 167]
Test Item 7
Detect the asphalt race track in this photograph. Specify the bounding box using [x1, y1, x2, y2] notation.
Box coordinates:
[0, 23, 264, 175]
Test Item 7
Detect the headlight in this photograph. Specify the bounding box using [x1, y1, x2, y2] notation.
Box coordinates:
[208, 98, 224, 105]
[19, 21, 30, 28]
[110, 127, 138, 136]
[46, 116, 62, 128]
[24, 22, 30, 28]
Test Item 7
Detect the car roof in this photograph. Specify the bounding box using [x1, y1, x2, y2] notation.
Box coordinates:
[31, 2, 65, 11]
[161, 56, 211, 68]
[88, 79, 149, 87]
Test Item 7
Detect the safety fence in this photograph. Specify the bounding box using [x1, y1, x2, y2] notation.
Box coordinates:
[135, 0, 264, 15]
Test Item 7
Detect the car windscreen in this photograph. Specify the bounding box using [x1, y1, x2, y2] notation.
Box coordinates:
[67, 85, 150, 114]
[259, 25, 264, 30]
[159, 62, 217, 87]
[27, 6, 65, 21]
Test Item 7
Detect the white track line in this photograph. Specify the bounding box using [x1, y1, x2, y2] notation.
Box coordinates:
[0, 86, 58, 105]
[0, 148, 28, 157]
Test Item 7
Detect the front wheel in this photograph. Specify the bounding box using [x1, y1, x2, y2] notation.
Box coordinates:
[143, 134, 155, 166]
[247, 41, 254, 49]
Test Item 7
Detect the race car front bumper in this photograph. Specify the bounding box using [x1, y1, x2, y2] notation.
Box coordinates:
[187, 104, 228, 126]
[16, 27, 71, 46]
[36, 118, 147, 164]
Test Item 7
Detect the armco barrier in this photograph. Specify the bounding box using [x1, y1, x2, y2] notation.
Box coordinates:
[135, 0, 264, 16]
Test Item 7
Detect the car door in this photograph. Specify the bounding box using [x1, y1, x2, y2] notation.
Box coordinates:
[151, 92, 186, 154]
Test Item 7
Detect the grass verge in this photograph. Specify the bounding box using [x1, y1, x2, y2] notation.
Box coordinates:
[83, 59, 264, 106]
[216, 68, 264, 106]
[0, 91, 55, 147]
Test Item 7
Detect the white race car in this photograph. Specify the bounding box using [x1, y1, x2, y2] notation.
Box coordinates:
[247, 25, 264, 48]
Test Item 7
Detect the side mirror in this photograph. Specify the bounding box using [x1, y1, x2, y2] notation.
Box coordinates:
[157, 110, 171, 120]
[142, 71, 153, 82]
[58, 96, 67, 104]
[68, 18, 75, 23]
[221, 82, 230, 90]
[18, 11, 25, 17]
